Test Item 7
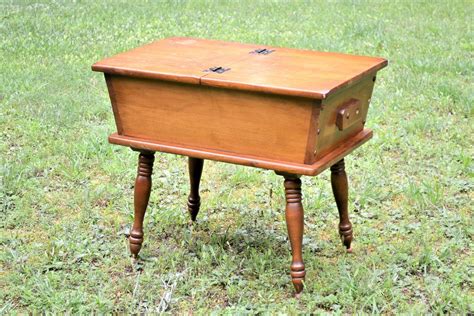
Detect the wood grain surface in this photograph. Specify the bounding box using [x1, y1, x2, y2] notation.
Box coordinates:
[108, 129, 373, 176]
[92, 37, 261, 84]
[201, 44, 386, 99]
[93, 37, 387, 99]
[314, 75, 376, 159]
[109, 75, 315, 164]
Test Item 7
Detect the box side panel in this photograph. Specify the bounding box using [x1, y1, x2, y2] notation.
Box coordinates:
[314, 75, 376, 159]
[104, 74, 124, 134]
[303, 101, 322, 164]
[110, 76, 313, 164]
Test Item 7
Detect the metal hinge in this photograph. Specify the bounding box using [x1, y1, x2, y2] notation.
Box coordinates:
[250, 48, 275, 55]
[203, 66, 230, 74]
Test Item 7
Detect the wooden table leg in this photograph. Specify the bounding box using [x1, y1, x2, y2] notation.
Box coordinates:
[278, 173, 306, 297]
[187, 157, 204, 221]
[330, 159, 353, 253]
[129, 150, 155, 258]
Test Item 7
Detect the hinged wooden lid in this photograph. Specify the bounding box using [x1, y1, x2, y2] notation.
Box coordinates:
[92, 37, 387, 99]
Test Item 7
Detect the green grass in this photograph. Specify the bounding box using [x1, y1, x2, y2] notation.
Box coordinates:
[1, 0, 473, 313]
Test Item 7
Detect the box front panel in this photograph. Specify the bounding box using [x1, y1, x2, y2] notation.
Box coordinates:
[314, 75, 376, 159]
[107, 76, 314, 164]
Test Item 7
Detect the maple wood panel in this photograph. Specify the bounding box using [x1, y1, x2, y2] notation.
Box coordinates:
[315, 75, 376, 159]
[108, 75, 315, 164]
[92, 37, 261, 84]
[202, 46, 386, 99]
[93, 37, 387, 99]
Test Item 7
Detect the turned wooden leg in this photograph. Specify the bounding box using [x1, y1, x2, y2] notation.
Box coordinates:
[330, 159, 353, 253]
[187, 157, 204, 221]
[281, 174, 305, 297]
[129, 151, 155, 258]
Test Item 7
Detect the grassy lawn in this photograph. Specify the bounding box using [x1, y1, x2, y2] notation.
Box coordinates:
[1, 0, 473, 313]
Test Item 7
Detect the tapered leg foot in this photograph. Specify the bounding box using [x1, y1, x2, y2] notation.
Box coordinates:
[187, 157, 204, 221]
[330, 159, 353, 252]
[129, 151, 155, 258]
[279, 174, 306, 296]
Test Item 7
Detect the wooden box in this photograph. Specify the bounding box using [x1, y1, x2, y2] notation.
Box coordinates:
[92, 37, 388, 296]
[92, 37, 387, 176]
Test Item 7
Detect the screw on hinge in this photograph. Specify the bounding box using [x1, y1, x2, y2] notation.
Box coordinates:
[249, 48, 275, 55]
[203, 66, 230, 74]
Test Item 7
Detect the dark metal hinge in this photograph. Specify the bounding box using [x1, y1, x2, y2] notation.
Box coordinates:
[250, 48, 275, 55]
[203, 66, 230, 74]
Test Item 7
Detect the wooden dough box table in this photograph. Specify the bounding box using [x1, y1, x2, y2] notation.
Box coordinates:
[92, 37, 387, 296]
